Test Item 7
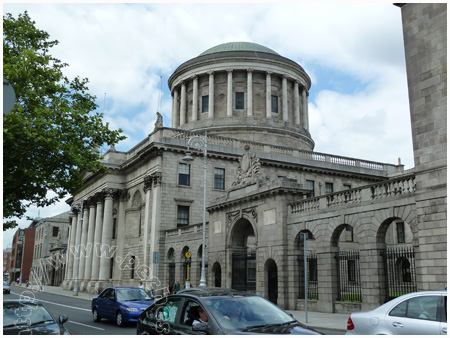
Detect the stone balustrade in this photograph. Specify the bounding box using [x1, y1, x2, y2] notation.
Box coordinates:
[290, 174, 416, 213]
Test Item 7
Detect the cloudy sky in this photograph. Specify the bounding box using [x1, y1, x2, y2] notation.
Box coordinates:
[3, 2, 414, 248]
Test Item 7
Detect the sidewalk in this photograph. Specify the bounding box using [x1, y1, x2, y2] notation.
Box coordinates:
[14, 284, 349, 333]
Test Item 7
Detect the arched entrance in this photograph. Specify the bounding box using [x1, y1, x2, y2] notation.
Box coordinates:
[265, 259, 278, 304]
[230, 218, 256, 292]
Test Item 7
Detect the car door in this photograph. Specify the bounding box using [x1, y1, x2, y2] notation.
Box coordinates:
[438, 295, 447, 335]
[141, 297, 183, 334]
[174, 300, 209, 335]
[385, 295, 442, 335]
[95, 289, 112, 319]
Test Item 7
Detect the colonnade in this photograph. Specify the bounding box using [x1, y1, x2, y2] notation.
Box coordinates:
[64, 172, 163, 292]
[170, 69, 309, 130]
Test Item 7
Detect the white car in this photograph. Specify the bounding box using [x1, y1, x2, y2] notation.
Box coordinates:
[346, 291, 447, 335]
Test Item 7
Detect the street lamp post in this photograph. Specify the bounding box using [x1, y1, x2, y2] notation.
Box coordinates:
[73, 201, 84, 296]
[183, 131, 207, 287]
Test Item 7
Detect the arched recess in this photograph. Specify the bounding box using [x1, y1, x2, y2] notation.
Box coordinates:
[212, 262, 222, 287]
[331, 224, 361, 303]
[294, 230, 317, 301]
[229, 218, 257, 292]
[167, 248, 175, 286]
[264, 259, 278, 305]
[377, 216, 417, 301]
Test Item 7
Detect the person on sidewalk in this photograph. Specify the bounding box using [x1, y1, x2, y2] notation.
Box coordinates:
[174, 280, 180, 294]
[139, 282, 145, 289]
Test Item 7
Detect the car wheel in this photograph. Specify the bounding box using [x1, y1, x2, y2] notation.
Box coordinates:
[93, 308, 101, 322]
[116, 311, 125, 327]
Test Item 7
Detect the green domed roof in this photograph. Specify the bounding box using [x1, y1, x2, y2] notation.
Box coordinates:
[199, 42, 279, 56]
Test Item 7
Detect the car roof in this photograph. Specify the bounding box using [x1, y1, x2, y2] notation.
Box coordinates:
[4, 299, 42, 305]
[105, 286, 143, 290]
[176, 287, 254, 298]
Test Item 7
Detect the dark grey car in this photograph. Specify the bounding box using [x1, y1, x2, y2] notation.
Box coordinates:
[137, 287, 320, 335]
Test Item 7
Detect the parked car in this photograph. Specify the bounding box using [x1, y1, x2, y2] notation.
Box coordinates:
[136, 287, 321, 335]
[3, 299, 70, 335]
[3, 280, 11, 294]
[91, 287, 154, 327]
[346, 291, 447, 335]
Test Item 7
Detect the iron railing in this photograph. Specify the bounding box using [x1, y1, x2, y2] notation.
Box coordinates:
[298, 252, 319, 300]
[336, 250, 362, 303]
[382, 247, 417, 300]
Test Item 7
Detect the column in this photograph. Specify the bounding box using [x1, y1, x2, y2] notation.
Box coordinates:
[71, 210, 82, 280]
[302, 88, 308, 129]
[143, 175, 153, 274]
[66, 214, 77, 281]
[99, 189, 115, 281]
[208, 71, 214, 118]
[149, 173, 162, 281]
[294, 82, 300, 125]
[226, 69, 233, 117]
[83, 201, 96, 284]
[266, 72, 272, 118]
[247, 69, 253, 116]
[173, 88, 179, 128]
[91, 198, 104, 281]
[180, 82, 186, 125]
[282, 75, 288, 121]
[192, 76, 198, 121]
[78, 206, 89, 284]
[113, 190, 127, 280]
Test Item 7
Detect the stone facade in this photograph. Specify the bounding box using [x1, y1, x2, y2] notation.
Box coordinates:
[62, 4, 446, 313]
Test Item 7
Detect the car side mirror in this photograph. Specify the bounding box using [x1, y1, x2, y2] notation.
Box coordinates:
[193, 322, 208, 332]
[59, 314, 68, 324]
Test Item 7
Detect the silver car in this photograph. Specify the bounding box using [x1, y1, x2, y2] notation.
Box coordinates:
[346, 291, 447, 335]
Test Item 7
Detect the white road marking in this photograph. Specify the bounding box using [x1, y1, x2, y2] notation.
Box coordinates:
[69, 321, 105, 330]
[11, 291, 91, 312]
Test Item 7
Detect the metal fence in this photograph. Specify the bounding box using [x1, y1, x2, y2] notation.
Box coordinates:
[382, 247, 417, 301]
[298, 252, 319, 300]
[336, 250, 362, 303]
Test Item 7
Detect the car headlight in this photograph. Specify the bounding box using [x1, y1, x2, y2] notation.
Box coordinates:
[125, 307, 139, 312]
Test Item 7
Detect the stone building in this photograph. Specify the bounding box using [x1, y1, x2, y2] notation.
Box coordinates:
[30, 212, 71, 287]
[63, 3, 446, 313]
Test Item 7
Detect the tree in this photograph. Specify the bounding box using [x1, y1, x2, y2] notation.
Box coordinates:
[3, 12, 126, 229]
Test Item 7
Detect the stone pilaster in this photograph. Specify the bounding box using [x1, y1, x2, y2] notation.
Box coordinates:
[227, 69, 233, 117]
[302, 88, 308, 130]
[78, 204, 90, 288]
[83, 200, 96, 288]
[294, 82, 300, 125]
[114, 190, 127, 280]
[192, 76, 198, 121]
[180, 82, 186, 125]
[143, 175, 153, 274]
[266, 72, 272, 118]
[173, 88, 179, 128]
[282, 75, 288, 121]
[208, 71, 214, 118]
[149, 172, 163, 281]
[247, 69, 253, 116]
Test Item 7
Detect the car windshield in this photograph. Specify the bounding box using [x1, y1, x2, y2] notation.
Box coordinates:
[3, 303, 55, 328]
[116, 288, 153, 302]
[204, 296, 296, 331]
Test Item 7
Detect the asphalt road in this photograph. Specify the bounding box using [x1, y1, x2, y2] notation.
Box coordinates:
[5, 286, 344, 335]
[5, 286, 137, 335]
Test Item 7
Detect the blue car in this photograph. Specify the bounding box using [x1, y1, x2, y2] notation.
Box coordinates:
[92, 287, 154, 327]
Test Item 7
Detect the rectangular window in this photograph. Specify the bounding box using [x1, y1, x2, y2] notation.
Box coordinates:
[110, 257, 114, 279]
[235, 92, 244, 109]
[306, 180, 315, 198]
[397, 222, 405, 243]
[348, 260, 356, 282]
[112, 218, 117, 240]
[214, 168, 225, 190]
[271, 95, 278, 113]
[309, 258, 318, 282]
[131, 256, 135, 279]
[178, 163, 190, 186]
[177, 206, 190, 227]
[325, 182, 334, 194]
[52, 227, 58, 237]
[344, 184, 352, 190]
[202, 95, 209, 113]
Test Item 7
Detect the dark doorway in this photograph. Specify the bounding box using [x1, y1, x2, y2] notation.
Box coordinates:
[213, 263, 222, 287]
[267, 260, 278, 304]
